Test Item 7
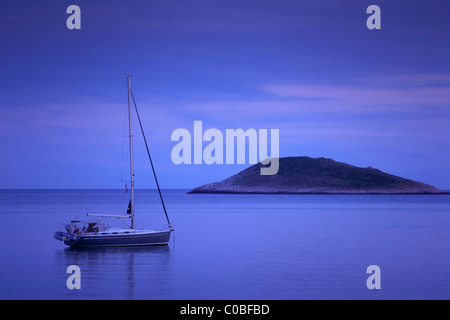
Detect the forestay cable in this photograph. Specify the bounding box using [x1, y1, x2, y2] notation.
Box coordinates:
[130, 90, 172, 228]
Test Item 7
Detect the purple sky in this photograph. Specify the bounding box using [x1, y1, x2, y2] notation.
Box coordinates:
[1, 0, 449, 189]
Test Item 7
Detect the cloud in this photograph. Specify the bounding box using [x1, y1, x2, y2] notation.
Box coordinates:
[159, 79, 450, 124]
[264, 83, 450, 110]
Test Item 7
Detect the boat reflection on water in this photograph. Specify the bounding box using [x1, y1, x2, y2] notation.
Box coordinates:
[54, 245, 173, 299]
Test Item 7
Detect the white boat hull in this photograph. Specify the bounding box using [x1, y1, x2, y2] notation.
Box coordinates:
[55, 229, 172, 247]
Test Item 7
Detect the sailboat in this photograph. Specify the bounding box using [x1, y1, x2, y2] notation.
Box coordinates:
[54, 75, 174, 247]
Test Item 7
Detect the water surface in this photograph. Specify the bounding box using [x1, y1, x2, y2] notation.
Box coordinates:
[0, 189, 449, 299]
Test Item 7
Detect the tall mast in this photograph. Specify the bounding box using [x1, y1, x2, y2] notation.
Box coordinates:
[127, 75, 135, 229]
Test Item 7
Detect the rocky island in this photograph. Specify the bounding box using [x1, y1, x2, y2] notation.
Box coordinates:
[188, 156, 447, 194]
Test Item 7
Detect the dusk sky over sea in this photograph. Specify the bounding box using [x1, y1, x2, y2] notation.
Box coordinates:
[1, 0, 449, 189]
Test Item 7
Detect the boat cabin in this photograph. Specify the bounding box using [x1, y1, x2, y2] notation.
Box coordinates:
[65, 220, 110, 235]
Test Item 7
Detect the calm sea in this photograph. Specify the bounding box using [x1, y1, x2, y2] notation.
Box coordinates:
[0, 189, 449, 300]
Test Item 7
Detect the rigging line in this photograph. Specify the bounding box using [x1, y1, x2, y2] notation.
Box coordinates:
[121, 88, 130, 186]
[130, 89, 172, 228]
